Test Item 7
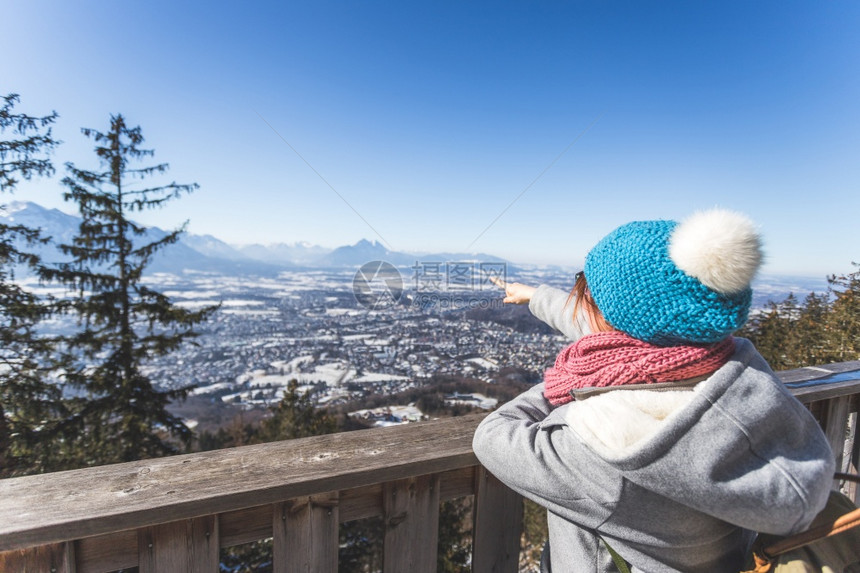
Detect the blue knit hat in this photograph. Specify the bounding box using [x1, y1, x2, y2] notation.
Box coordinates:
[583, 209, 763, 345]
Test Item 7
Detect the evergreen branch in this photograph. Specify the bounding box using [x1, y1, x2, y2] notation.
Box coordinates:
[36, 113, 207, 468]
[124, 163, 170, 178]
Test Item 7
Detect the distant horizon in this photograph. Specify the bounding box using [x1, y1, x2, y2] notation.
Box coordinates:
[2, 200, 841, 281]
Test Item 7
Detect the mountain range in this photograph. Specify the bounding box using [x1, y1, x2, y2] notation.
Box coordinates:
[1, 201, 830, 306]
[0, 201, 509, 275]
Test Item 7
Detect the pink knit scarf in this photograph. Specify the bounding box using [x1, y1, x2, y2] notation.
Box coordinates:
[543, 331, 736, 406]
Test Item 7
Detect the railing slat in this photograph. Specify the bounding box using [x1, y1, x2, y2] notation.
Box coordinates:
[822, 395, 852, 485]
[76, 530, 136, 572]
[138, 516, 218, 573]
[139, 520, 185, 573]
[472, 466, 523, 573]
[273, 493, 339, 573]
[383, 475, 440, 573]
[0, 541, 75, 573]
[191, 515, 220, 573]
[843, 406, 858, 502]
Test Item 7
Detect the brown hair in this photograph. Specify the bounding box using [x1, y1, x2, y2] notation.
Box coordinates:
[566, 272, 614, 333]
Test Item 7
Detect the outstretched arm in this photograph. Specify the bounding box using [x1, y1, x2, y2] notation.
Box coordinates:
[491, 277, 589, 340]
[490, 277, 537, 304]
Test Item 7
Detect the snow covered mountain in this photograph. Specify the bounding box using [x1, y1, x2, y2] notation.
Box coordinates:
[0, 201, 283, 275]
[0, 202, 510, 273]
[237, 241, 332, 266]
[0, 202, 830, 304]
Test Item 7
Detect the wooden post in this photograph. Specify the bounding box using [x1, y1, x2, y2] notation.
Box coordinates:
[472, 466, 523, 573]
[821, 396, 852, 486]
[190, 515, 220, 573]
[138, 515, 218, 573]
[845, 408, 858, 502]
[0, 542, 75, 573]
[383, 474, 440, 573]
[273, 493, 339, 573]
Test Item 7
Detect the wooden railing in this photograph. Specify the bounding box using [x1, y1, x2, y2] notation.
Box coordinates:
[1, 360, 858, 573]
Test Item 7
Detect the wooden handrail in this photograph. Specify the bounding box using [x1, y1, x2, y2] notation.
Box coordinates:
[0, 414, 482, 552]
[0, 361, 858, 573]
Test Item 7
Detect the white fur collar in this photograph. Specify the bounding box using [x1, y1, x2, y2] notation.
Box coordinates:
[564, 388, 698, 454]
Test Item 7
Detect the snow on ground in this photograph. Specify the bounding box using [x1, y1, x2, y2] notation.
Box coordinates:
[343, 334, 374, 342]
[271, 355, 315, 372]
[349, 404, 425, 426]
[190, 382, 234, 395]
[444, 392, 498, 410]
[162, 290, 222, 299]
[176, 300, 221, 309]
[325, 308, 363, 317]
[248, 374, 298, 388]
[221, 299, 265, 306]
[351, 373, 409, 383]
[221, 308, 280, 316]
[466, 357, 498, 370]
[236, 359, 355, 391]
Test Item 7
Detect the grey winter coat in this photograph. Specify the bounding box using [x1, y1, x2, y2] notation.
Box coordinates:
[472, 286, 835, 572]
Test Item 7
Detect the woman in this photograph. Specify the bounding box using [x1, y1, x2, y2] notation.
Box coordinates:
[473, 209, 834, 572]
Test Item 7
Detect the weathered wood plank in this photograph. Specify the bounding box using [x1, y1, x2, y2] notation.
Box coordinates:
[779, 361, 860, 403]
[75, 530, 136, 572]
[822, 396, 852, 482]
[217, 479, 443, 548]
[340, 483, 383, 523]
[778, 360, 860, 383]
[217, 471, 469, 541]
[139, 520, 185, 573]
[138, 516, 218, 573]
[843, 410, 858, 503]
[190, 515, 220, 573]
[440, 466, 476, 501]
[220, 505, 271, 548]
[273, 493, 339, 573]
[0, 542, 75, 573]
[790, 379, 860, 403]
[382, 475, 440, 573]
[1, 361, 858, 561]
[0, 414, 482, 552]
[472, 466, 523, 573]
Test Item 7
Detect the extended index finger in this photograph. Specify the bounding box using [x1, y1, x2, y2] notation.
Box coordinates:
[489, 276, 507, 289]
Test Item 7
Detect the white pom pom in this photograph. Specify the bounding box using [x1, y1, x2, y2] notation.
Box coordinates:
[668, 209, 763, 294]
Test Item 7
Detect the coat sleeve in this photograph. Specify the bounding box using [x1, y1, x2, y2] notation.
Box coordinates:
[472, 384, 609, 529]
[528, 285, 590, 341]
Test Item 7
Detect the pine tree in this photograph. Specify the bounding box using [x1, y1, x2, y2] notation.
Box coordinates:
[825, 263, 860, 363]
[741, 299, 794, 369]
[793, 291, 831, 367]
[0, 94, 57, 190]
[0, 93, 65, 477]
[45, 114, 216, 466]
[258, 380, 337, 441]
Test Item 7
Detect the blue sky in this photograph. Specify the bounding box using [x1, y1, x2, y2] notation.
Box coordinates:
[2, 1, 858, 275]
